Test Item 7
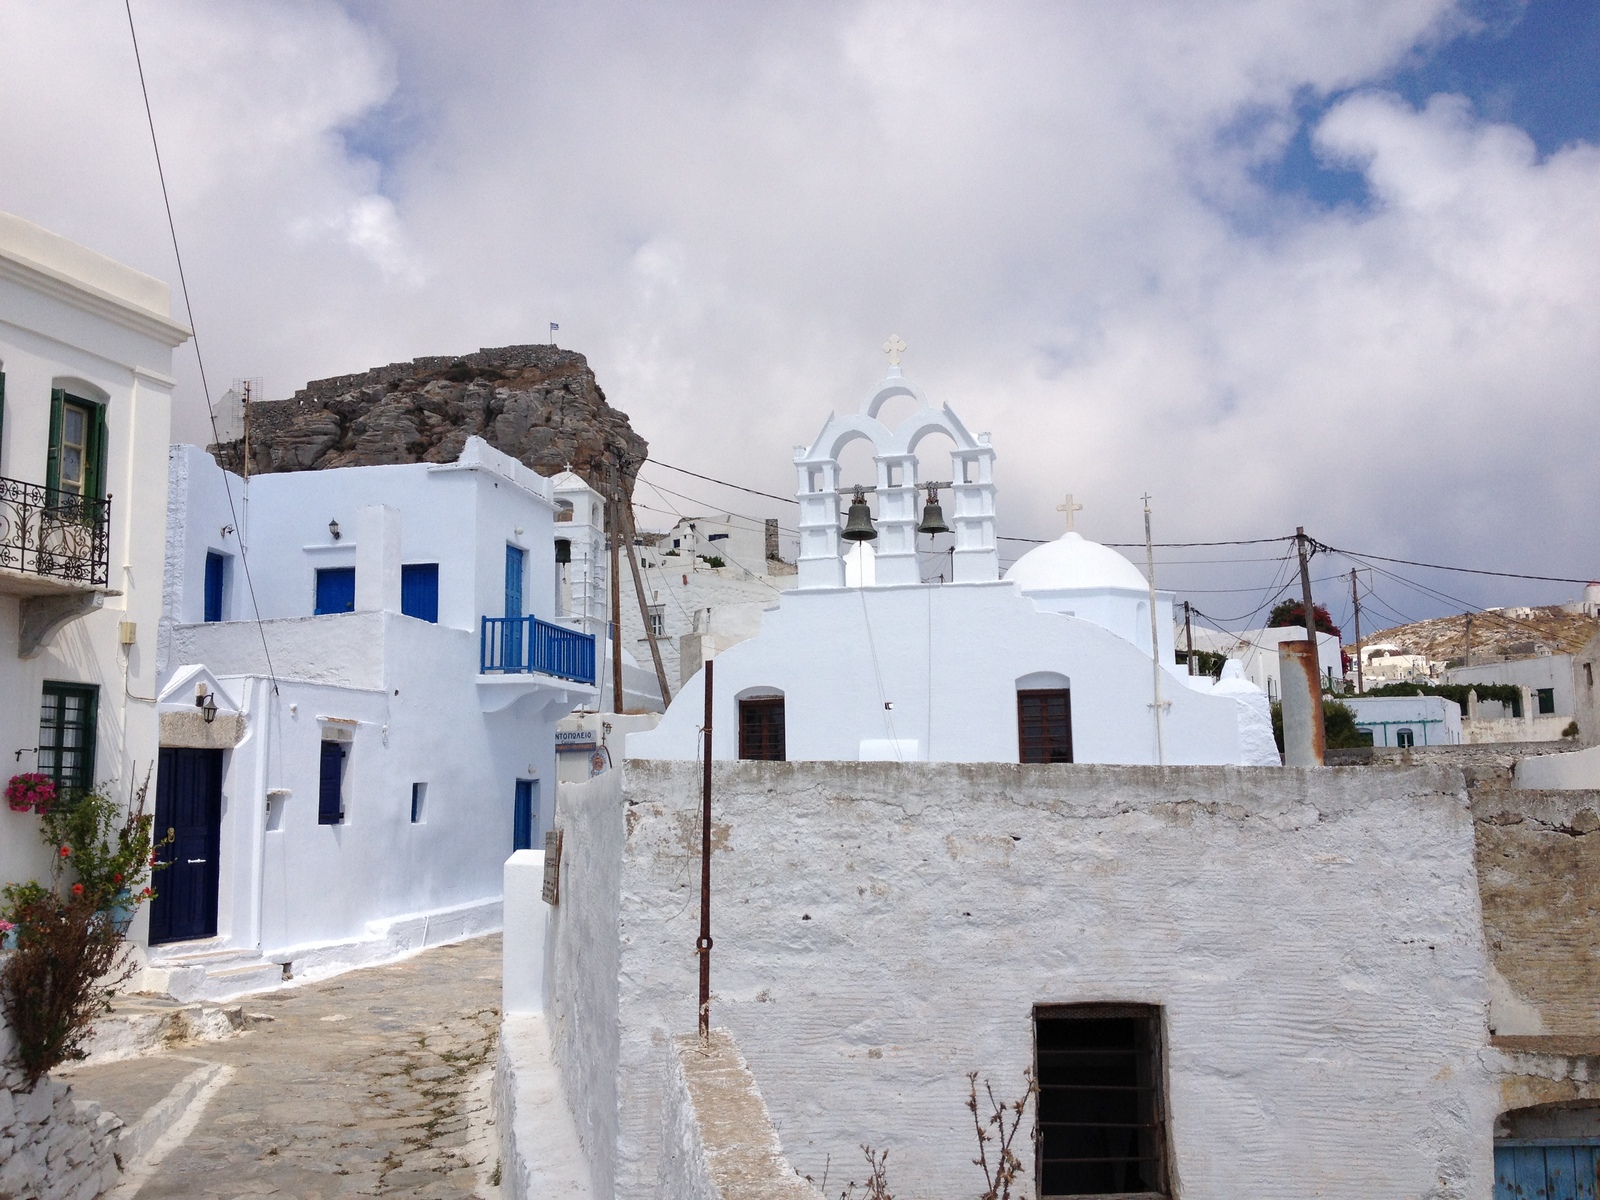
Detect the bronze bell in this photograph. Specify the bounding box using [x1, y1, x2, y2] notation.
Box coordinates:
[841, 487, 878, 541]
[555, 538, 572, 564]
[917, 486, 951, 536]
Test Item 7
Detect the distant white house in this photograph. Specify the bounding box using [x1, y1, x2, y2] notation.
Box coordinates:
[1344, 694, 1463, 748]
[1187, 624, 1344, 701]
[147, 439, 598, 998]
[629, 362, 1276, 766]
[1355, 642, 1437, 687]
[0, 211, 189, 896]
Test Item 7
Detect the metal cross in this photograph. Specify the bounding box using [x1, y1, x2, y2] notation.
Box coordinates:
[882, 334, 907, 366]
[1057, 494, 1084, 532]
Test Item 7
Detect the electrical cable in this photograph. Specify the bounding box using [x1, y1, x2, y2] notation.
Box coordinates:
[1315, 541, 1597, 586]
[647, 459, 798, 506]
[125, 1, 278, 690]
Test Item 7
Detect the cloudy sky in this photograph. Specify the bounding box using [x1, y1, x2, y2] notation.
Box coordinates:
[2, 0, 1595, 630]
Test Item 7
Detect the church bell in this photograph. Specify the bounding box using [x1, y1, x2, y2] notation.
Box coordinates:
[916, 485, 951, 536]
[841, 487, 878, 542]
[554, 538, 572, 564]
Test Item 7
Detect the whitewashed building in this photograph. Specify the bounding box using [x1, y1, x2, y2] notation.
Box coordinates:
[1188, 622, 1345, 700]
[0, 212, 189, 894]
[147, 438, 597, 997]
[1345, 693, 1463, 747]
[629, 360, 1276, 766]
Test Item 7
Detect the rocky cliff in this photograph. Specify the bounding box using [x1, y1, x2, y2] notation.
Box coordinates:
[210, 345, 647, 512]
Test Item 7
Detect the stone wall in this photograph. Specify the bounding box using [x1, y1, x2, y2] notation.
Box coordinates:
[209, 345, 647, 510]
[0, 1007, 124, 1200]
[553, 759, 1499, 1199]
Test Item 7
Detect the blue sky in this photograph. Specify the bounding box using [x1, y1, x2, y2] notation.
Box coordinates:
[1271, 0, 1600, 206]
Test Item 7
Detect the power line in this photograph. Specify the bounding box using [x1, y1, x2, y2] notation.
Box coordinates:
[125, 0, 278, 688]
[1315, 541, 1597, 586]
[645, 459, 798, 506]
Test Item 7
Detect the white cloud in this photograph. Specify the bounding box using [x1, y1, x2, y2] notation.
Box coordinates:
[2, 0, 1594, 615]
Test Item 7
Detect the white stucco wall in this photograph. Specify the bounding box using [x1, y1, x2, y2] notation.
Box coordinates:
[629, 582, 1271, 765]
[1346, 694, 1464, 746]
[549, 759, 1499, 1199]
[1448, 655, 1578, 718]
[0, 211, 188, 896]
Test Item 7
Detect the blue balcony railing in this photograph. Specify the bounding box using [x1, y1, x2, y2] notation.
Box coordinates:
[480, 615, 596, 684]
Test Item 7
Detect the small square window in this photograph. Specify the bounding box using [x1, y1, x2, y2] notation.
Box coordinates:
[410, 782, 427, 824]
[648, 605, 665, 637]
[315, 567, 355, 616]
[1537, 687, 1556, 715]
[738, 696, 785, 761]
[1396, 727, 1415, 748]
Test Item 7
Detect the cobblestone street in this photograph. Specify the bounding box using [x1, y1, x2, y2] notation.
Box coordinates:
[60, 936, 503, 1199]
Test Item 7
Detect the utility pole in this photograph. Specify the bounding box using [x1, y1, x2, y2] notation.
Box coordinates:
[697, 658, 714, 1038]
[1143, 495, 1165, 765]
[1183, 600, 1195, 676]
[622, 498, 672, 707]
[610, 465, 624, 714]
[1295, 528, 1320, 666]
[1463, 612, 1472, 668]
[1350, 568, 1364, 695]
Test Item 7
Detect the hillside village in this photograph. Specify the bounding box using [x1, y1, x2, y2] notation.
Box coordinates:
[3, 30, 1600, 1200]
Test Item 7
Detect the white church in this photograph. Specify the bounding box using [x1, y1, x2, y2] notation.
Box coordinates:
[628, 347, 1278, 766]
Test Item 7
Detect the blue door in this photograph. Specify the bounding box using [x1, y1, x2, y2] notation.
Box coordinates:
[150, 748, 223, 945]
[1495, 1141, 1600, 1198]
[503, 545, 525, 666]
[204, 552, 226, 622]
[513, 779, 538, 851]
[315, 566, 356, 615]
[401, 563, 439, 622]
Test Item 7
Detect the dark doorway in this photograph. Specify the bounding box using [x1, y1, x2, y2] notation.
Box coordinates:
[150, 747, 224, 946]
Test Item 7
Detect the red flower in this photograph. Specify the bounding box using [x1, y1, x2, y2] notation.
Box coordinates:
[59, 845, 71, 858]
[113, 873, 123, 884]
[71, 883, 84, 895]
[140, 888, 151, 898]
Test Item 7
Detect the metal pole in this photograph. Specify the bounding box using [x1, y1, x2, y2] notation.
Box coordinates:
[1351, 569, 1363, 695]
[1143, 495, 1165, 765]
[1183, 600, 1195, 676]
[697, 658, 713, 1038]
[610, 471, 623, 714]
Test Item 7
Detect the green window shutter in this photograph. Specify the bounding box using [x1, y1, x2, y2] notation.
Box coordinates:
[46, 387, 64, 494]
[86, 400, 108, 501]
[0, 371, 7, 466]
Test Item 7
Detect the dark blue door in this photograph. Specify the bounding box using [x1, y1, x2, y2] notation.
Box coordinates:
[204, 552, 226, 622]
[401, 563, 439, 622]
[150, 748, 223, 945]
[513, 779, 538, 851]
[503, 546, 525, 666]
[1495, 1141, 1600, 1198]
[315, 567, 355, 615]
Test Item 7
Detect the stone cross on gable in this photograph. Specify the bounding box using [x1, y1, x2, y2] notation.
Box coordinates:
[882, 334, 907, 366]
[1057, 494, 1084, 532]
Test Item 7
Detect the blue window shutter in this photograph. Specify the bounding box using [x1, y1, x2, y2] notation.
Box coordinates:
[513, 779, 537, 851]
[504, 546, 524, 618]
[204, 552, 226, 622]
[401, 563, 439, 623]
[318, 741, 345, 824]
[315, 567, 356, 615]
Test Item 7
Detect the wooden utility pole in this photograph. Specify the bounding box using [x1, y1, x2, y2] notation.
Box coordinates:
[623, 502, 672, 706]
[1296, 528, 1321, 683]
[610, 469, 623, 714]
[697, 658, 714, 1038]
[1351, 568, 1364, 695]
[1463, 612, 1473, 668]
[1183, 600, 1195, 676]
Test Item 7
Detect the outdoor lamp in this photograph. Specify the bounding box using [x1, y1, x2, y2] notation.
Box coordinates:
[196, 691, 218, 723]
[328, 518, 341, 540]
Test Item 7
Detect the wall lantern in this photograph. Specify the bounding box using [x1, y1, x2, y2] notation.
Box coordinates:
[328, 518, 341, 541]
[841, 487, 878, 542]
[917, 484, 952, 536]
[555, 538, 572, 564]
[195, 688, 218, 723]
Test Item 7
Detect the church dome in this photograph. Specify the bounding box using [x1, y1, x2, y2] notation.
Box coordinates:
[1004, 532, 1150, 593]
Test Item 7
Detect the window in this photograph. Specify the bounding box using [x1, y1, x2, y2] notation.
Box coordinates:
[1019, 689, 1073, 763]
[648, 604, 665, 637]
[401, 563, 439, 623]
[38, 683, 97, 794]
[513, 779, 539, 850]
[1586, 663, 1594, 688]
[1035, 1004, 1169, 1197]
[314, 567, 356, 615]
[738, 696, 785, 761]
[46, 391, 106, 500]
[204, 552, 227, 622]
[1396, 727, 1415, 748]
[410, 782, 427, 824]
[708, 532, 728, 542]
[1537, 687, 1556, 715]
[318, 740, 346, 825]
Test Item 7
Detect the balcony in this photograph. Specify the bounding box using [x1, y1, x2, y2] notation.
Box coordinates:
[480, 615, 596, 685]
[0, 476, 111, 596]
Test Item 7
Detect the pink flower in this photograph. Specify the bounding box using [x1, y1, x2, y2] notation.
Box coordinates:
[0, 920, 14, 934]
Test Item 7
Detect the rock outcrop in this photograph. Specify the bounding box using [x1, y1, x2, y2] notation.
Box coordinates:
[210, 345, 647, 512]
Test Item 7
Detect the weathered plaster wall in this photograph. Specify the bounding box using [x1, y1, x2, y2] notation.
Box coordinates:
[545, 767, 625, 1199]
[559, 759, 1499, 1199]
[1474, 788, 1600, 1036]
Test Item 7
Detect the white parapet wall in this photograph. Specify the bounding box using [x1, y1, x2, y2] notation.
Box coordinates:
[545, 758, 1500, 1199]
[1515, 743, 1600, 789]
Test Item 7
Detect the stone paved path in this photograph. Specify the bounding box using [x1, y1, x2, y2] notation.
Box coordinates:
[61, 936, 503, 1199]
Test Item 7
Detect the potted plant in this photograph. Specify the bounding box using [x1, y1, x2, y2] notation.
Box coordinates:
[5, 773, 57, 815]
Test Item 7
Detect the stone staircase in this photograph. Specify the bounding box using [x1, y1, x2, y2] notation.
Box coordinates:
[140, 938, 287, 1004]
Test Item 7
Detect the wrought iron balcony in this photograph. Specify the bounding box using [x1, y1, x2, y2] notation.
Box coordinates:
[0, 477, 110, 591]
[480, 615, 596, 684]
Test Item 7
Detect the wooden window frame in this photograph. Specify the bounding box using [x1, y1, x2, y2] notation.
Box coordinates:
[45, 389, 107, 502]
[1034, 1002, 1171, 1199]
[1018, 688, 1073, 764]
[738, 695, 786, 761]
[38, 682, 98, 795]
